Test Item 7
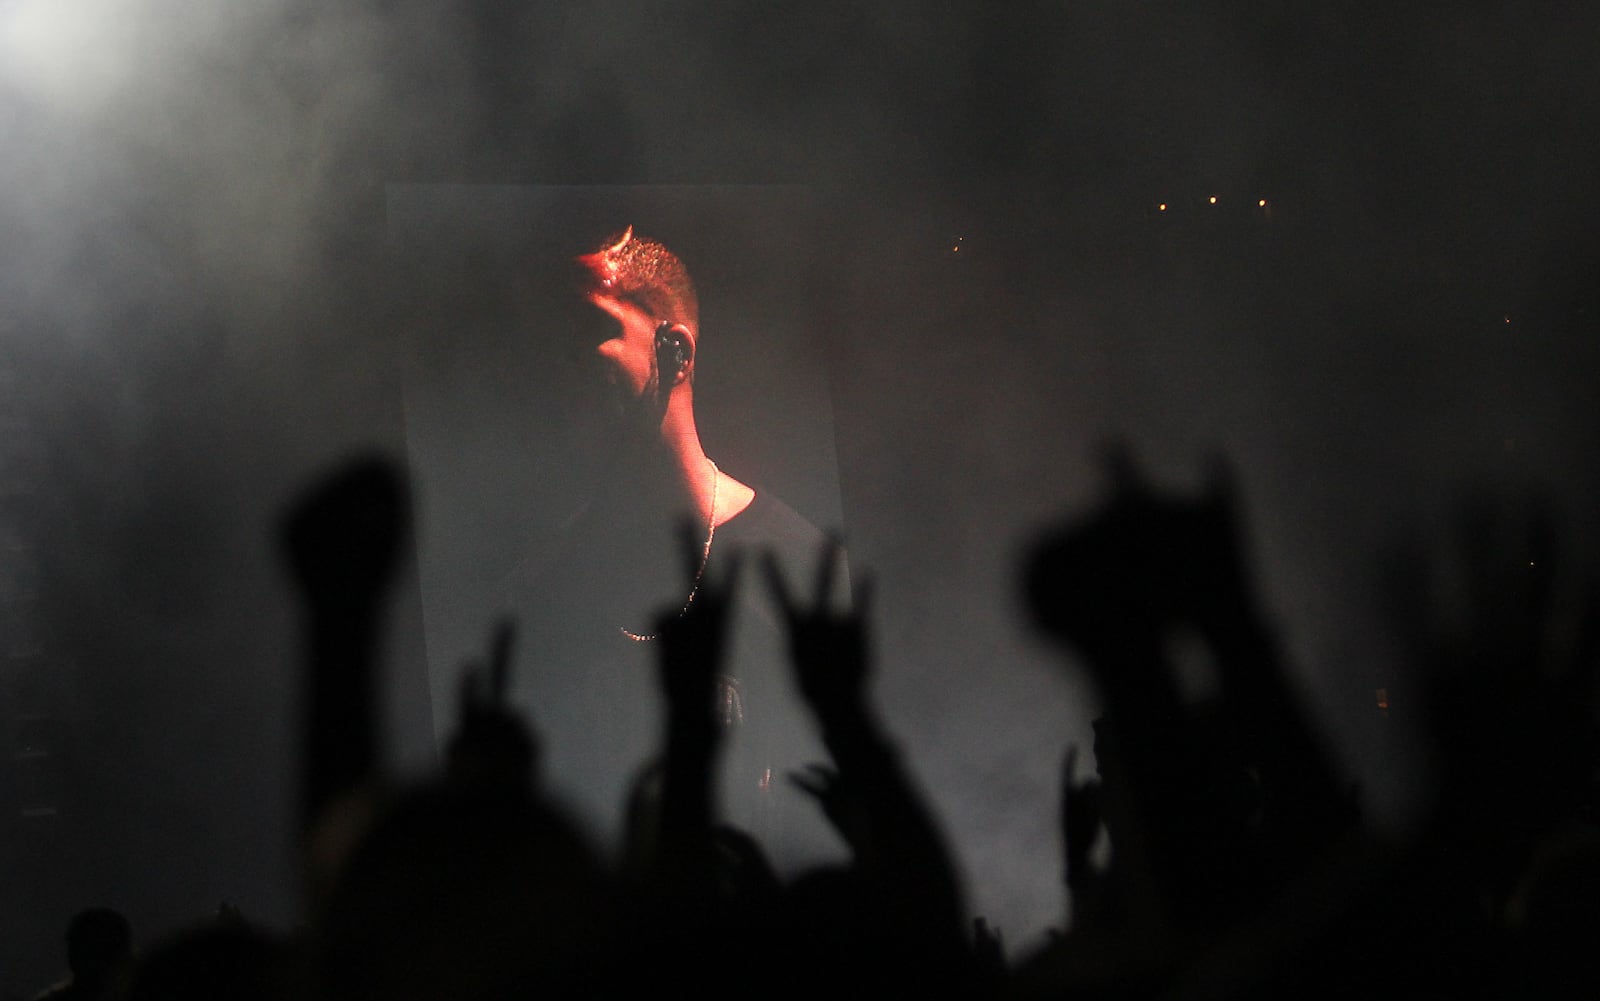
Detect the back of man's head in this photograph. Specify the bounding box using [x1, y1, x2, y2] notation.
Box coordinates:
[66, 907, 132, 982]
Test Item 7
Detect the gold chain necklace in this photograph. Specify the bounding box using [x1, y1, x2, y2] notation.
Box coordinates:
[620, 458, 719, 642]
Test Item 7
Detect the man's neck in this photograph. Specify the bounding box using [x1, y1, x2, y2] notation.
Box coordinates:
[658, 422, 754, 528]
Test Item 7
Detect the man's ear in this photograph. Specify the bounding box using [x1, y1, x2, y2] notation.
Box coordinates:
[654, 322, 695, 384]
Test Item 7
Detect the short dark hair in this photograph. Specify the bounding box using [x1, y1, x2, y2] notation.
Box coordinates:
[576, 227, 699, 336]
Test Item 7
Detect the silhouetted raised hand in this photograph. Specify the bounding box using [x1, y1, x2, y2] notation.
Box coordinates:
[761, 541, 882, 837]
[640, 522, 745, 897]
[761, 539, 870, 720]
[446, 618, 539, 797]
[605, 525, 754, 993]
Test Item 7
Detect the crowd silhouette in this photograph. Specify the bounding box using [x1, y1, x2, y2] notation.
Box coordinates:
[26, 451, 1600, 999]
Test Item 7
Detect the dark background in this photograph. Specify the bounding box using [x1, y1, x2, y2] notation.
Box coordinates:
[2, 1, 1597, 993]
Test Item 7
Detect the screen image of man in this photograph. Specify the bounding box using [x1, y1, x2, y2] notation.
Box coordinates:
[506, 225, 847, 871]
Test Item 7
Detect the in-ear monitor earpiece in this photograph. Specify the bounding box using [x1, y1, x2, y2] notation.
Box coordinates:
[656, 321, 688, 373]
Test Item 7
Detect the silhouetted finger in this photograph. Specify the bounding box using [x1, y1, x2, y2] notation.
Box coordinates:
[488, 618, 515, 702]
[852, 571, 875, 621]
[457, 662, 484, 712]
[710, 547, 745, 598]
[1100, 439, 1143, 497]
[762, 549, 797, 617]
[812, 536, 842, 607]
[677, 516, 705, 584]
[787, 763, 836, 799]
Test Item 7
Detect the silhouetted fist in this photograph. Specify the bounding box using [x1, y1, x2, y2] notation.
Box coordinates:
[282, 455, 410, 615]
[1025, 449, 1252, 663]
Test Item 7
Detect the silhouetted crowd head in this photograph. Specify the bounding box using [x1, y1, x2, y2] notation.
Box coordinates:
[28, 452, 1600, 999]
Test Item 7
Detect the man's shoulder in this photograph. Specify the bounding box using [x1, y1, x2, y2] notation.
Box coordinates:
[721, 488, 830, 556]
[719, 486, 849, 596]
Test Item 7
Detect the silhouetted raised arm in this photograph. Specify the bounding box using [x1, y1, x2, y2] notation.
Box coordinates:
[1026, 451, 1355, 929]
[652, 526, 744, 881]
[280, 455, 409, 831]
[763, 543, 966, 956]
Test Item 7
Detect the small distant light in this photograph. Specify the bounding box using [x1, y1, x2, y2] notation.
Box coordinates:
[952, 245, 960, 252]
[1258, 199, 1267, 207]
[1529, 561, 1536, 567]
[1504, 316, 1512, 324]
[1376, 688, 1390, 711]
[1209, 195, 1218, 204]
[1159, 202, 1168, 211]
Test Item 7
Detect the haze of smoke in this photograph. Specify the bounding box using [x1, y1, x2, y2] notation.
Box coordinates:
[2, 2, 1598, 982]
